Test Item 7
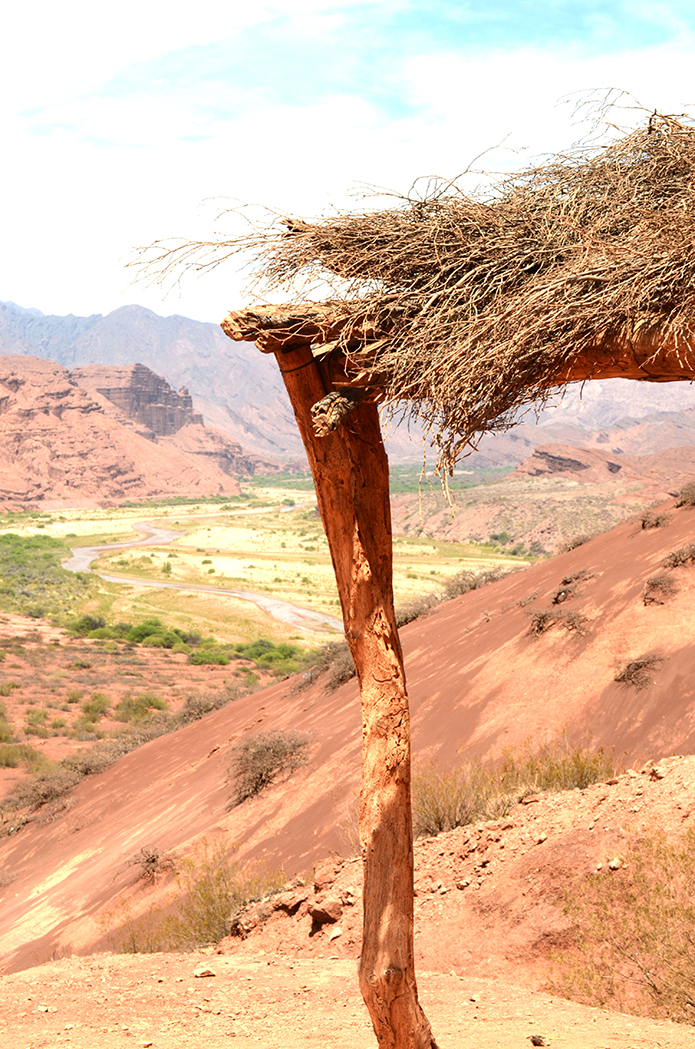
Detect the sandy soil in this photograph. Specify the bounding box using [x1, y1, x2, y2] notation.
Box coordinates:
[2, 952, 694, 1049]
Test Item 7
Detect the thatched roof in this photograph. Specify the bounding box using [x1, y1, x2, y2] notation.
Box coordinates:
[135, 114, 695, 470]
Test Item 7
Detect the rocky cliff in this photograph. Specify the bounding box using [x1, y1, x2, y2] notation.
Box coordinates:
[0, 356, 245, 507]
[72, 363, 204, 437]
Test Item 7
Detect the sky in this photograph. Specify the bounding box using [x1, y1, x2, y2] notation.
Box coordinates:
[2, 0, 694, 324]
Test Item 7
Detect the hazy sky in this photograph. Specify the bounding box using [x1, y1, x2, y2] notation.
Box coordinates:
[3, 1, 694, 323]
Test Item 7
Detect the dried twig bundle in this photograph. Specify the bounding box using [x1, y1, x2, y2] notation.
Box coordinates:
[132, 113, 695, 470]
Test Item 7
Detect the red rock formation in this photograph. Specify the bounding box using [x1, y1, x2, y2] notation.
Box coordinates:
[0, 356, 242, 507]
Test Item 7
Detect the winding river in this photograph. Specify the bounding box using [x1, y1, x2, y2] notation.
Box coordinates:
[64, 522, 343, 633]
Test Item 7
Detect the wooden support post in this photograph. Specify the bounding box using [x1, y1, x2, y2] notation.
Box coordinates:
[273, 343, 438, 1049]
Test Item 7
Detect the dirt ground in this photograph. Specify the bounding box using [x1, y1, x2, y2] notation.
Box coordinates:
[2, 952, 695, 1049]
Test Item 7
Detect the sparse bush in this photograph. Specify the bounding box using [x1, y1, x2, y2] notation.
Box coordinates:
[497, 739, 616, 795]
[676, 481, 695, 507]
[396, 593, 439, 626]
[615, 654, 663, 690]
[563, 610, 589, 634]
[3, 763, 82, 810]
[81, 692, 110, 722]
[551, 828, 695, 1024]
[443, 565, 511, 600]
[297, 640, 356, 692]
[561, 533, 594, 552]
[413, 739, 617, 838]
[0, 680, 20, 696]
[643, 574, 678, 605]
[664, 542, 695, 568]
[412, 760, 503, 837]
[111, 838, 285, 953]
[229, 729, 310, 806]
[114, 693, 168, 723]
[641, 509, 670, 530]
[127, 846, 176, 884]
[528, 609, 562, 636]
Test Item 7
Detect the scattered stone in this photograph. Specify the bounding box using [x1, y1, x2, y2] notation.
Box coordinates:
[536, 833, 548, 844]
[327, 926, 342, 941]
[193, 966, 215, 978]
[521, 795, 541, 805]
[529, 1036, 547, 1046]
[309, 897, 343, 924]
[608, 857, 621, 870]
[650, 765, 666, 781]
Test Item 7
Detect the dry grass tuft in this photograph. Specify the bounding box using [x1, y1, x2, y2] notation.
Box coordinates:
[413, 738, 617, 838]
[552, 828, 695, 1024]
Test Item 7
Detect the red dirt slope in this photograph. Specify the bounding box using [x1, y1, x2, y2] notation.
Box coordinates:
[2, 497, 695, 974]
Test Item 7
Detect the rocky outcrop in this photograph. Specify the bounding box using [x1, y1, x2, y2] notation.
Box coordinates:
[71, 363, 204, 437]
[0, 356, 242, 507]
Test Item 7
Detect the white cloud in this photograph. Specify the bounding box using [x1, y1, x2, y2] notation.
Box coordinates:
[3, 5, 695, 323]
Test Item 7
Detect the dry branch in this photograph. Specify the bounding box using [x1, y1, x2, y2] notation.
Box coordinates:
[138, 113, 695, 470]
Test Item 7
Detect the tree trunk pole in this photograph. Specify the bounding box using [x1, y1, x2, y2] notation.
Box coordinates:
[273, 343, 438, 1049]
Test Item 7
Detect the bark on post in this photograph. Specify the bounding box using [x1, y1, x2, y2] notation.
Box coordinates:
[271, 342, 438, 1049]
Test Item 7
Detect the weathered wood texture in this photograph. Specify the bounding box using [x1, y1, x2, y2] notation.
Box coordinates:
[271, 342, 438, 1049]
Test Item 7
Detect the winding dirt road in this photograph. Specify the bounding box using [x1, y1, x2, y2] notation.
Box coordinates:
[64, 522, 342, 633]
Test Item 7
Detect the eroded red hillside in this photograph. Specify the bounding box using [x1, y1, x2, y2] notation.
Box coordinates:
[2, 496, 695, 979]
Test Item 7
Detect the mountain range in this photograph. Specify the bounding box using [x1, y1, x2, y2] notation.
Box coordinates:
[5, 299, 695, 467]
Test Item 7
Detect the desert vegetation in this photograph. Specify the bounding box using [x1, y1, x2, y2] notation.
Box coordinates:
[615, 655, 664, 690]
[412, 739, 617, 838]
[229, 729, 310, 806]
[109, 837, 286, 953]
[552, 828, 695, 1024]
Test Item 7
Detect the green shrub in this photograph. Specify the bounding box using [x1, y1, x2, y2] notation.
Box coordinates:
[188, 648, 230, 666]
[230, 729, 310, 806]
[551, 828, 695, 1023]
[68, 614, 106, 636]
[87, 627, 120, 640]
[66, 689, 84, 704]
[0, 707, 12, 743]
[114, 693, 168, 723]
[81, 692, 110, 722]
[0, 742, 45, 770]
[0, 680, 20, 696]
[126, 618, 165, 644]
